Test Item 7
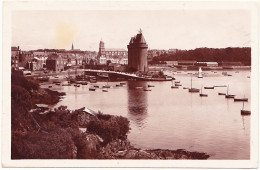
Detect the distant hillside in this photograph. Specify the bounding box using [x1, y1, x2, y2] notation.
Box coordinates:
[149, 47, 251, 66]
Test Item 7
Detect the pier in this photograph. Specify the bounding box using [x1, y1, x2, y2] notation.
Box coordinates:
[84, 69, 173, 81]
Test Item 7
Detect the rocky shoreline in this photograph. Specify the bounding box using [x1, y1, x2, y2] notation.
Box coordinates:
[30, 105, 210, 159]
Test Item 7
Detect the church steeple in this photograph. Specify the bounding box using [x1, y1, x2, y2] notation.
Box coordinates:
[71, 43, 74, 50]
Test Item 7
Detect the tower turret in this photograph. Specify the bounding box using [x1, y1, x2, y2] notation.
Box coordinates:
[127, 30, 148, 72]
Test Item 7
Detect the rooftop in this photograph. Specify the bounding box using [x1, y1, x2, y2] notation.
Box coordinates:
[129, 32, 147, 45]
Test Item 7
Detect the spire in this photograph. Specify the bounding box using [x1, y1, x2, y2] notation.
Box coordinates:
[139, 28, 142, 34]
[72, 43, 74, 50]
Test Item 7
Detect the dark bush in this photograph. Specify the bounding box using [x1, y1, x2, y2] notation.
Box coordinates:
[11, 71, 39, 93]
[12, 128, 76, 159]
[97, 113, 112, 120]
[11, 84, 32, 110]
[87, 114, 130, 144]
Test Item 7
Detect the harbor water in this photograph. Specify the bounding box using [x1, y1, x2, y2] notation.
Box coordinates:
[44, 70, 251, 159]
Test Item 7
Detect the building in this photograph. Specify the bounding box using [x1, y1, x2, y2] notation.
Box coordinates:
[168, 49, 178, 54]
[165, 61, 178, 66]
[11, 46, 21, 70]
[147, 49, 167, 59]
[70, 43, 81, 52]
[178, 60, 197, 66]
[46, 54, 64, 71]
[97, 40, 128, 65]
[196, 62, 218, 67]
[27, 57, 46, 71]
[127, 29, 148, 72]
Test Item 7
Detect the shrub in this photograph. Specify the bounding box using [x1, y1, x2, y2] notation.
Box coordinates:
[12, 128, 76, 159]
[11, 72, 39, 93]
[11, 85, 32, 110]
[87, 114, 130, 144]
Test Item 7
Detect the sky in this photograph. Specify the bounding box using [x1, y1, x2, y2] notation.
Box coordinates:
[12, 10, 251, 51]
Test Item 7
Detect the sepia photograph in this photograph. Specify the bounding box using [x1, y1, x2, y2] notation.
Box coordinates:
[2, 0, 259, 168]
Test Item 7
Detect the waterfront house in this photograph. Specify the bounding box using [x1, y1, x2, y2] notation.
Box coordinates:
[46, 54, 64, 72]
[27, 57, 46, 71]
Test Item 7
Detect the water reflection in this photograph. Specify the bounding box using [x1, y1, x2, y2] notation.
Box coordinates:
[127, 81, 148, 128]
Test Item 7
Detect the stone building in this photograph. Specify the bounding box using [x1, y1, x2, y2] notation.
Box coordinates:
[127, 30, 148, 72]
[97, 40, 128, 65]
[11, 46, 21, 70]
[46, 54, 64, 71]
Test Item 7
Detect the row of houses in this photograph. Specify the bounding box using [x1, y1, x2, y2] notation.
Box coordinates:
[164, 60, 243, 67]
[11, 46, 98, 71]
[147, 49, 178, 59]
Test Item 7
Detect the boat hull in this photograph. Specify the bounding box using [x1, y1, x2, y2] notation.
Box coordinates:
[200, 94, 208, 97]
[204, 87, 214, 89]
[241, 110, 251, 115]
[189, 88, 200, 93]
[234, 98, 248, 102]
[225, 95, 235, 98]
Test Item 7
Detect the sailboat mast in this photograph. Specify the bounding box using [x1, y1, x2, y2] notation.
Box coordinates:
[191, 76, 192, 89]
[227, 85, 229, 95]
[242, 94, 245, 110]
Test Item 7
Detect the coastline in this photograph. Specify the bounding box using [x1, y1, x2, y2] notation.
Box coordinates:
[11, 71, 210, 159]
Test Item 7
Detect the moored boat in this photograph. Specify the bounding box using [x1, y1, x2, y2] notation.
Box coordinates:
[200, 86, 208, 97]
[81, 81, 88, 85]
[102, 85, 110, 88]
[225, 94, 235, 98]
[204, 86, 214, 89]
[241, 110, 251, 115]
[188, 77, 200, 93]
[200, 93, 208, 97]
[218, 92, 226, 95]
[89, 87, 96, 91]
[198, 67, 203, 78]
[175, 83, 182, 86]
[225, 85, 235, 98]
[143, 88, 152, 91]
[214, 85, 227, 87]
[234, 98, 248, 102]
[189, 88, 200, 92]
[241, 99, 250, 115]
[102, 89, 108, 92]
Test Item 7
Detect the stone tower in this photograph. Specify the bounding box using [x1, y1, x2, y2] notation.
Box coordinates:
[127, 29, 148, 72]
[97, 40, 105, 64]
[98, 40, 105, 56]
